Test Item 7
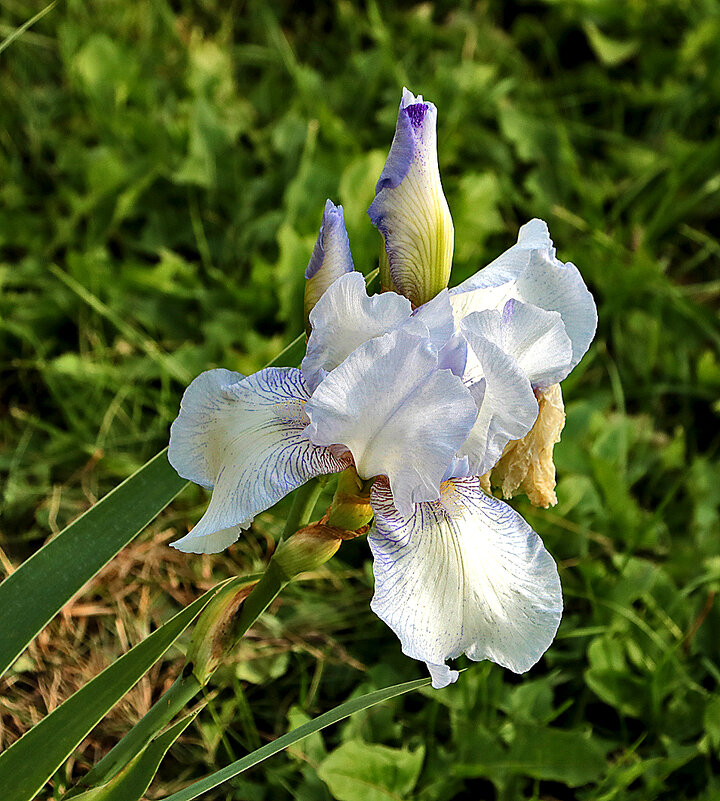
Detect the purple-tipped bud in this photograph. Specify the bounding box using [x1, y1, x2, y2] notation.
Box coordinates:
[304, 199, 355, 332]
[368, 89, 454, 307]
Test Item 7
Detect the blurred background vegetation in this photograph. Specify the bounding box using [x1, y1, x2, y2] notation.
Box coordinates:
[1, 0, 720, 798]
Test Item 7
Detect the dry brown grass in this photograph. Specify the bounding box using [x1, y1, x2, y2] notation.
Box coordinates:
[0, 521, 251, 770]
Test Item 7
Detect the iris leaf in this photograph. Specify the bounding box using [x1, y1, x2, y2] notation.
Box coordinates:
[160, 675, 430, 801]
[0, 580, 233, 801]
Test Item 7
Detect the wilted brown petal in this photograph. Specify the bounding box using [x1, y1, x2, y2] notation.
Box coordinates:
[486, 383, 566, 508]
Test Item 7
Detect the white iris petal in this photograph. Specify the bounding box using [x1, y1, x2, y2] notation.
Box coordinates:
[450, 219, 597, 369]
[369, 478, 563, 688]
[304, 328, 478, 517]
[169, 367, 349, 553]
[456, 329, 539, 476]
[302, 272, 412, 392]
[462, 300, 573, 390]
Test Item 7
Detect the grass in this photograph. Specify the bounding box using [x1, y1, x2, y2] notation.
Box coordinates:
[1, 0, 720, 799]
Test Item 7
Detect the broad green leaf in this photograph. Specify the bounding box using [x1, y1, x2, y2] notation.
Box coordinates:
[0, 449, 187, 679]
[454, 725, 607, 787]
[160, 676, 431, 801]
[0, 329, 308, 681]
[317, 741, 425, 801]
[66, 712, 199, 801]
[0, 581, 230, 801]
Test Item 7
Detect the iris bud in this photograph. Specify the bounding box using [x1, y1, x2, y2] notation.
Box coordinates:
[186, 577, 258, 685]
[304, 199, 355, 333]
[325, 467, 374, 532]
[368, 88, 454, 307]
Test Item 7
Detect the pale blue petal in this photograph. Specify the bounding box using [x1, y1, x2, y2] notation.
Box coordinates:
[304, 199, 355, 321]
[462, 299, 573, 390]
[441, 454, 471, 482]
[426, 662, 459, 690]
[168, 368, 244, 489]
[368, 478, 562, 683]
[304, 328, 478, 517]
[450, 219, 597, 368]
[410, 289, 455, 349]
[169, 368, 349, 552]
[172, 523, 247, 555]
[302, 272, 412, 392]
[368, 89, 454, 307]
[405, 290, 467, 377]
[457, 329, 539, 476]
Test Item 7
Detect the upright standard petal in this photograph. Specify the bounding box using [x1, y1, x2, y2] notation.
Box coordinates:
[404, 290, 467, 378]
[368, 88, 454, 308]
[462, 299, 573, 390]
[169, 368, 349, 553]
[457, 326, 539, 476]
[304, 200, 355, 329]
[369, 478, 562, 688]
[450, 220, 597, 369]
[304, 328, 477, 517]
[302, 271, 412, 392]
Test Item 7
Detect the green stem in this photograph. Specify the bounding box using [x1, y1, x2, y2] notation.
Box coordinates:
[228, 559, 290, 648]
[69, 672, 202, 793]
[280, 478, 325, 542]
[67, 482, 326, 797]
[66, 541, 296, 794]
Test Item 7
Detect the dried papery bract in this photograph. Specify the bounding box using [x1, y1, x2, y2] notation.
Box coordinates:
[482, 384, 566, 508]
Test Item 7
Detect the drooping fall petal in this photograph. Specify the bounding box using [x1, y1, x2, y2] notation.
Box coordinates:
[168, 368, 349, 553]
[369, 478, 563, 688]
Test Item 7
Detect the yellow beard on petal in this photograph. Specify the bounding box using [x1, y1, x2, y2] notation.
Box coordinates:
[439, 479, 467, 520]
[483, 383, 566, 508]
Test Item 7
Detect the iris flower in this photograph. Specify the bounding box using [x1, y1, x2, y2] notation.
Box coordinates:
[168, 89, 597, 688]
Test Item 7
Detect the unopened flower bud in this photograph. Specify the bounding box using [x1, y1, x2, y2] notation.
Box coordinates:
[272, 523, 346, 578]
[325, 467, 374, 531]
[186, 577, 258, 685]
[304, 200, 355, 334]
[368, 88, 454, 308]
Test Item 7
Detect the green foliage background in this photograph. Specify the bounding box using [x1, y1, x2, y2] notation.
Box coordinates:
[1, 0, 720, 798]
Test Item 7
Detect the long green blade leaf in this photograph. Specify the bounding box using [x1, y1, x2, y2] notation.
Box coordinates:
[0, 328, 311, 681]
[0, 581, 229, 801]
[161, 676, 430, 801]
[68, 713, 199, 801]
[0, 449, 187, 679]
[0, 0, 58, 57]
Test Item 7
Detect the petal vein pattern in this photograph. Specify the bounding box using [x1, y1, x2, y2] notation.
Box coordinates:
[369, 478, 562, 689]
[169, 368, 349, 553]
[304, 328, 478, 517]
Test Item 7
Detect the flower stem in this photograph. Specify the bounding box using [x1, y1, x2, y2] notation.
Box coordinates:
[67, 481, 331, 796]
[280, 478, 325, 542]
[68, 485, 327, 794]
